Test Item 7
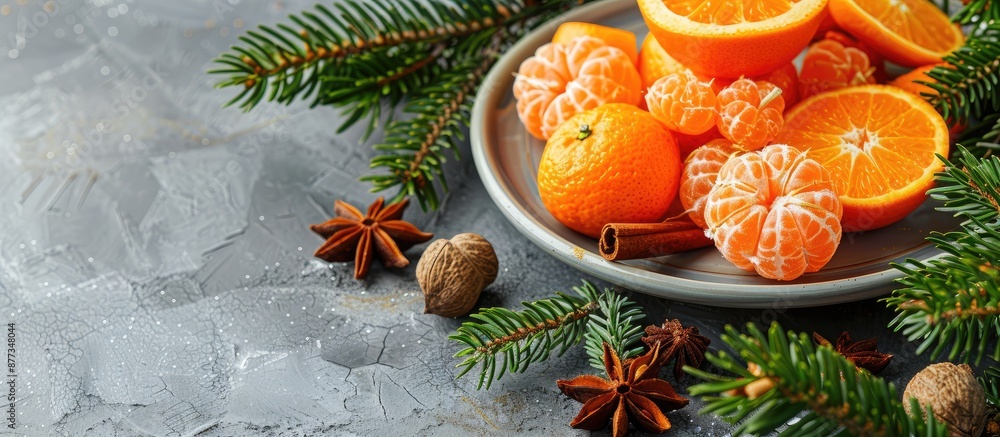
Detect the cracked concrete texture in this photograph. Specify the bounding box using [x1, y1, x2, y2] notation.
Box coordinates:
[0, 0, 932, 436]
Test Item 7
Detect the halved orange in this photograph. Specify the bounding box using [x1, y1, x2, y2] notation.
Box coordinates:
[775, 85, 950, 232]
[637, 0, 828, 78]
[552, 22, 639, 66]
[828, 0, 963, 67]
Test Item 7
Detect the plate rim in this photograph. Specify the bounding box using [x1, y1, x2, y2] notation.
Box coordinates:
[469, 0, 943, 308]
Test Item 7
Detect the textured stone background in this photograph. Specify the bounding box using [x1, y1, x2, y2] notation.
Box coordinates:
[0, 0, 933, 436]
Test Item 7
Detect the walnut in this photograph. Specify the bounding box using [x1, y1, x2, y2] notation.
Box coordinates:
[416, 233, 498, 317]
[903, 362, 986, 437]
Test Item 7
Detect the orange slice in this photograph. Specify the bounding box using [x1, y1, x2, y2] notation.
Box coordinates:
[775, 85, 950, 232]
[637, 0, 829, 78]
[828, 0, 963, 67]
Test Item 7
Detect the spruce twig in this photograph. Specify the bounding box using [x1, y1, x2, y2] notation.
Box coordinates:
[582, 291, 645, 370]
[983, 366, 1000, 408]
[360, 29, 502, 209]
[449, 280, 602, 390]
[885, 147, 1000, 363]
[210, 0, 591, 209]
[686, 322, 947, 436]
[449, 280, 646, 390]
[957, 112, 1000, 160]
[923, 24, 1000, 130]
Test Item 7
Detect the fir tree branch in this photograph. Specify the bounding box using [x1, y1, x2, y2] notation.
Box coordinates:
[982, 366, 1000, 408]
[582, 291, 645, 371]
[923, 24, 1000, 128]
[686, 322, 948, 436]
[885, 147, 1000, 363]
[952, 0, 1000, 36]
[957, 112, 1000, 160]
[359, 30, 501, 209]
[449, 280, 603, 390]
[211, 0, 590, 209]
[930, 146, 1000, 226]
[210, 0, 525, 112]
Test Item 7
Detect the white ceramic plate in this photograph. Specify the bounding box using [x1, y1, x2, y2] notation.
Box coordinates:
[469, 0, 959, 308]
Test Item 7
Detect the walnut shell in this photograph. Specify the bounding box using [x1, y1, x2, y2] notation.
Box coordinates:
[903, 362, 986, 437]
[416, 233, 498, 317]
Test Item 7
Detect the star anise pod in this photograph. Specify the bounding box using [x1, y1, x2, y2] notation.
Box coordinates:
[641, 319, 711, 380]
[309, 197, 433, 279]
[813, 331, 893, 374]
[557, 344, 688, 437]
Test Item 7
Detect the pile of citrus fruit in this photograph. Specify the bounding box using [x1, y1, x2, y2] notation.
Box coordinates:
[512, 0, 957, 281]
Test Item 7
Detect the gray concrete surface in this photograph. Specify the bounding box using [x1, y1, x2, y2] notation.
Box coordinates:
[0, 0, 932, 435]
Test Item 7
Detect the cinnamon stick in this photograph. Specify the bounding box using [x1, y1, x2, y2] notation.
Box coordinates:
[599, 220, 713, 261]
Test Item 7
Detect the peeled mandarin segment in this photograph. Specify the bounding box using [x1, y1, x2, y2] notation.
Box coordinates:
[823, 30, 888, 83]
[637, 0, 828, 78]
[775, 85, 950, 231]
[513, 36, 642, 140]
[552, 22, 639, 66]
[705, 145, 842, 280]
[645, 72, 718, 135]
[716, 79, 785, 151]
[679, 139, 739, 229]
[798, 39, 876, 100]
[537, 104, 681, 238]
[828, 0, 963, 67]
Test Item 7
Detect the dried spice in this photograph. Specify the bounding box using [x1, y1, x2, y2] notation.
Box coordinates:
[309, 197, 433, 279]
[557, 343, 688, 437]
[599, 220, 713, 261]
[812, 331, 893, 374]
[641, 319, 711, 380]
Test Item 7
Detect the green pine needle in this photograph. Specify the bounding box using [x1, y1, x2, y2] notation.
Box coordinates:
[923, 24, 1000, 129]
[449, 280, 603, 390]
[885, 147, 1000, 363]
[686, 322, 948, 436]
[582, 290, 645, 370]
[982, 366, 1000, 408]
[209, 0, 591, 210]
[449, 280, 647, 390]
[957, 112, 1000, 160]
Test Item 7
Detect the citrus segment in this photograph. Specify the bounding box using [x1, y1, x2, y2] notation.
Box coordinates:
[646, 71, 718, 135]
[823, 30, 887, 82]
[704, 144, 843, 280]
[552, 22, 639, 66]
[680, 139, 739, 229]
[537, 104, 682, 238]
[637, 0, 828, 78]
[711, 63, 800, 108]
[775, 85, 950, 231]
[828, 0, 963, 67]
[513, 36, 642, 140]
[798, 39, 876, 100]
[716, 79, 785, 151]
